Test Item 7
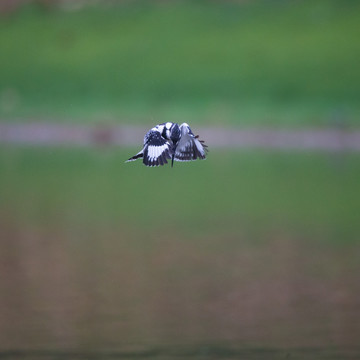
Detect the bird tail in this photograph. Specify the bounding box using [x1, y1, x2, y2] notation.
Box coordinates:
[125, 152, 143, 162]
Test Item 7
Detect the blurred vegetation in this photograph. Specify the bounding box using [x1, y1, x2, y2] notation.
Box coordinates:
[0, 0, 359, 126]
[1, 3, 360, 351]
[1, 147, 359, 243]
[1, 1, 359, 245]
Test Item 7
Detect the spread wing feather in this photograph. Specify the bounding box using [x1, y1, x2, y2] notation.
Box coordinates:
[127, 129, 172, 167]
[174, 124, 208, 162]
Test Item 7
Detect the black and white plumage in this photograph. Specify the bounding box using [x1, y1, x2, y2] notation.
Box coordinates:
[126, 122, 208, 167]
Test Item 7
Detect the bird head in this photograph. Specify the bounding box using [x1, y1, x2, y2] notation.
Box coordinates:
[170, 123, 180, 146]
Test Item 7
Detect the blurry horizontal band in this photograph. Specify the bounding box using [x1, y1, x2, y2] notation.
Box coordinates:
[1, 123, 360, 151]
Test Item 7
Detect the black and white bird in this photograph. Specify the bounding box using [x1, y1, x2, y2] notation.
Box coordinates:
[126, 122, 208, 167]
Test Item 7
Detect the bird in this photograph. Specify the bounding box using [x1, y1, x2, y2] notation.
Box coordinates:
[126, 122, 208, 167]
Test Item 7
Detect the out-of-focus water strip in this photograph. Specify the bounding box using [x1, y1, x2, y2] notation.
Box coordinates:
[1, 123, 360, 151]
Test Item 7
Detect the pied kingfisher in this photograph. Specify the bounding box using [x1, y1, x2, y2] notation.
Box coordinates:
[126, 122, 208, 167]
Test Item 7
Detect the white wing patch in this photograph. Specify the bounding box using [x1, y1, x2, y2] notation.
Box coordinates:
[194, 138, 206, 157]
[148, 144, 169, 161]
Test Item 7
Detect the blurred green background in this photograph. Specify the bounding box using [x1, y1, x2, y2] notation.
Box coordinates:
[1, 0, 360, 356]
[1, 0, 360, 126]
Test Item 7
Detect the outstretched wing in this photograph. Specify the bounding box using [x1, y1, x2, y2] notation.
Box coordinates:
[126, 126, 172, 166]
[174, 123, 208, 162]
[143, 130, 172, 166]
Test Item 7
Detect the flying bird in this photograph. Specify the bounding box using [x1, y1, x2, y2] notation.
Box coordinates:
[126, 122, 208, 167]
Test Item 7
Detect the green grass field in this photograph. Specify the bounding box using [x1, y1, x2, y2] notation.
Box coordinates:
[1, 0, 360, 126]
[1, 146, 360, 352]
[1, 147, 359, 244]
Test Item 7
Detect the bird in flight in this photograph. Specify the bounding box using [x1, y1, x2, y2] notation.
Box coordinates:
[126, 122, 208, 167]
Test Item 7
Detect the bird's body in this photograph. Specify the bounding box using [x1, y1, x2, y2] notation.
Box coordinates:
[126, 122, 208, 167]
